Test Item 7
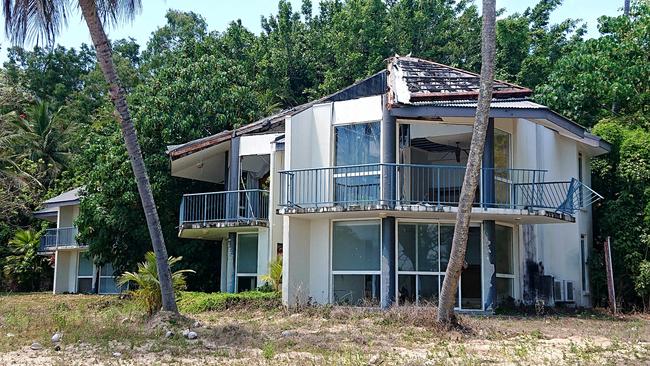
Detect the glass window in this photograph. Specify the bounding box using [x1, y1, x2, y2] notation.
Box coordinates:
[418, 275, 440, 305]
[237, 234, 258, 274]
[78, 254, 93, 277]
[496, 278, 513, 304]
[417, 224, 439, 272]
[494, 129, 510, 171]
[99, 278, 119, 294]
[495, 225, 514, 275]
[494, 129, 511, 205]
[334, 122, 380, 166]
[333, 274, 380, 306]
[77, 278, 92, 293]
[496, 225, 515, 304]
[581, 235, 588, 292]
[332, 220, 381, 306]
[332, 221, 380, 271]
[397, 224, 416, 271]
[398, 274, 416, 304]
[237, 276, 257, 292]
[439, 224, 454, 272]
[100, 263, 114, 277]
[397, 222, 481, 309]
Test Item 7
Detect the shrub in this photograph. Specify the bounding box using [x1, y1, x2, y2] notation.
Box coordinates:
[178, 291, 281, 314]
[117, 252, 195, 315]
[261, 258, 282, 292]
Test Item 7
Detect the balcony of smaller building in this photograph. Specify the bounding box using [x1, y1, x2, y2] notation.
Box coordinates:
[38, 227, 87, 254]
[178, 189, 270, 239]
[277, 164, 600, 223]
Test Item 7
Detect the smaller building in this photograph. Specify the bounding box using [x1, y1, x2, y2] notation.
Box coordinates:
[34, 188, 122, 294]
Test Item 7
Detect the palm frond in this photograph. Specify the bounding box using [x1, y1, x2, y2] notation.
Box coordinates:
[2, 0, 72, 45]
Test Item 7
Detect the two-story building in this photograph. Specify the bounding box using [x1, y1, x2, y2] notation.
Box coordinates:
[34, 187, 121, 294]
[168, 56, 609, 311]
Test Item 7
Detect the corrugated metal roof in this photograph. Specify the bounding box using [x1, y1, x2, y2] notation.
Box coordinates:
[411, 98, 547, 109]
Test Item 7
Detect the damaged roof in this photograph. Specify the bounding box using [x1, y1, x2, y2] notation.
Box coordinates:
[168, 55, 606, 159]
[388, 56, 532, 104]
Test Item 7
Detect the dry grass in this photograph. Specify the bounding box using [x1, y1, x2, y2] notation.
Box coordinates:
[1, 293, 650, 365]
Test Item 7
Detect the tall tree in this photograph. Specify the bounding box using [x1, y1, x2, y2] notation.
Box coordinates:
[1, 0, 178, 313]
[437, 0, 497, 324]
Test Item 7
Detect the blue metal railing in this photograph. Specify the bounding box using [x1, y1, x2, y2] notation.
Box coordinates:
[38, 227, 85, 252]
[179, 189, 269, 226]
[278, 163, 601, 215]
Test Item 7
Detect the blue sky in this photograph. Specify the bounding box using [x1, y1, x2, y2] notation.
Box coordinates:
[0, 0, 623, 62]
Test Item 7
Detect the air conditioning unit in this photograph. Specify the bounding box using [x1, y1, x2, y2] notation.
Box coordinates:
[553, 279, 575, 303]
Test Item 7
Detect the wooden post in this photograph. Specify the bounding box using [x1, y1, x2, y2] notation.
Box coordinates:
[604, 236, 617, 314]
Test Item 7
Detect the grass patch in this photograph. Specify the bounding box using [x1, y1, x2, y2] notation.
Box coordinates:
[177, 291, 281, 314]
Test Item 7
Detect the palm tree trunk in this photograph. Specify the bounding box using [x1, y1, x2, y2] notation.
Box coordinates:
[437, 0, 497, 324]
[78, 0, 178, 313]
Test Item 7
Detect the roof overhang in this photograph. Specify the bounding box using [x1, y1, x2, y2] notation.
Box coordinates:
[389, 103, 611, 155]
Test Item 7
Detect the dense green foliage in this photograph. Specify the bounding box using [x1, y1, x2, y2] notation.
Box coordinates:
[178, 291, 281, 314]
[1, 230, 48, 291]
[1, 0, 648, 308]
[117, 252, 195, 315]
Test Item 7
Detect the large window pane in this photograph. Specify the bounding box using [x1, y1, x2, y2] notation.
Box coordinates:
[332, 221, 380, 271]
[398, 275, 416, 304]
[418, 275, 440, 305]
[495, 225, 514, 275]
[397, 224, 416, 271]
[334, 122, 380, 166]
[78, 253, 93, 277]
[461, 227, 482, 309]
[237, 276, 257, 292]
[77, 278, 92, 293]
[439, 225, 454, 271]
[100, 263, 114, 277]
[417, 224, 439, 272]
[99, 277, 120, 294]
[333, 274, 380, 306]
[237, 234, 258, 274]
[494, 129, 510, 172]
[497, 278, 513, 304]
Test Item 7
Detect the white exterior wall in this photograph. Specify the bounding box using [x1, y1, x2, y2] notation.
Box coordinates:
[511, 118, 593, 307]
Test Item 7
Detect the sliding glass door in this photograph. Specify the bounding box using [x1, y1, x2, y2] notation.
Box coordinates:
[397, 222, 482, 310]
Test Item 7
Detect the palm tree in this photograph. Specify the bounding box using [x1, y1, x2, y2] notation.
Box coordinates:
[2, 0, 179, 312]
[117, 252, 195, 315]
[7, 101, 74, 186]
[437, 0, 497, 324]
[2, 229, 46, 291]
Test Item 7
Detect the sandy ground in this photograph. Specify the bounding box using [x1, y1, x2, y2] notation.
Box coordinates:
[1, 294, 649, 365]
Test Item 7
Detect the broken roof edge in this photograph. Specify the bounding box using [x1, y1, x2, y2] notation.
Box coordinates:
[387, 55, 532, 104]
[168, 70, 388, 160]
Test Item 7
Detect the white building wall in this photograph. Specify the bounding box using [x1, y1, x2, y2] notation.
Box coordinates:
[308, 219, 330, 304]
[257, 227, 270, 285]
[282, 216, 311, 306]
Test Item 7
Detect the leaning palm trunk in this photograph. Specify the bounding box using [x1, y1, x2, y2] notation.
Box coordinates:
[78, 0, 178, 313]
[437, 0, 496, 324]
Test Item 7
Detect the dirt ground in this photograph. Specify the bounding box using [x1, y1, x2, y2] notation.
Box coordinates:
[1, 293, 649, 365]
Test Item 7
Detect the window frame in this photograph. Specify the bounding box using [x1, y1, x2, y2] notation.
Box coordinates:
[98, 263, 122, 294]
[330, 219, 382, 305]
[76, 251, 94, 293]
[395, 219, 483, 311]
[495, 223, 517, 303]
[580, 234, 589, 294]
[235, 232, 259, 292]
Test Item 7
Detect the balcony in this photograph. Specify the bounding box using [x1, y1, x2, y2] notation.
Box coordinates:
[179, 190, 270, 234]
[39, 227, 86, 253]
[277, 164, 601, 221]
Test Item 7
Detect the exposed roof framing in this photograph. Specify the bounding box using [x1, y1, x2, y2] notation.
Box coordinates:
[388, 55, 532, 103]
